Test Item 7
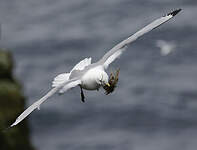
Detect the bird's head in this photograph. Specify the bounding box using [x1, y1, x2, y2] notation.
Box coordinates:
[96, 71, 110, 87]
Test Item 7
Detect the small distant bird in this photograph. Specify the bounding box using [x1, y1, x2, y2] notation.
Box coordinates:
[156, 40, 176, 56]
[10, 9, 181, 128]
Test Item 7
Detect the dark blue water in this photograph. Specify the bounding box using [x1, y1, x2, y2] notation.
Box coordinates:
[1, 0, 197, 150]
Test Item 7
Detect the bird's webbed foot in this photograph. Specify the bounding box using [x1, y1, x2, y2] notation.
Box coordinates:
[80, 86, 85, 103]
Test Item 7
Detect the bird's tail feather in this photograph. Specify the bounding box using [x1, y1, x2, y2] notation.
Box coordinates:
[10, 87, 59, 127]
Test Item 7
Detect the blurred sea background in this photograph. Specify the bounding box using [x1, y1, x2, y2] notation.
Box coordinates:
[0, 0, 197, 150]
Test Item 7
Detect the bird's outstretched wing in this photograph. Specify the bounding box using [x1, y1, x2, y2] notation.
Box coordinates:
[98, 9, 181, 69]
[10, 79, 81, 128]
[71, 57, 92, 72]
[52, 57, 91, 88]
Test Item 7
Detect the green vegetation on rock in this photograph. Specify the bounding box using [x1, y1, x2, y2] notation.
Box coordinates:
[0, 49, 34, 150]
[0, 50, 13, 79]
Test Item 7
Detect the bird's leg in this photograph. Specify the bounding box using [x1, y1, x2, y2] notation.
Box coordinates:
[79, 85, 85, 103]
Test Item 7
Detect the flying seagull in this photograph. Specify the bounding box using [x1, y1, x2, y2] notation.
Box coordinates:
[156, 40, 176, 56]
[10, 9, 181, 128]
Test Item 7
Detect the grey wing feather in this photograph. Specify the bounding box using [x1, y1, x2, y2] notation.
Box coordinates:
[10, 87, 59, 127]
[10, 79, 80, 127]
[98, 9, 181, 69]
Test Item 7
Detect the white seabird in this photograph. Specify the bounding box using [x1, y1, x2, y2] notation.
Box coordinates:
[156, 40, 176, 56]
[10, 9, 181, 128]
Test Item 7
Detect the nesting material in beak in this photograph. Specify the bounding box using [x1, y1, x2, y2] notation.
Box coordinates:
[103, 68, 120, 95]
[105, 83, 110, 87]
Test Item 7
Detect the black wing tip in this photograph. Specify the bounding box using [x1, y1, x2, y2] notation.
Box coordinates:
[167, 9, 182, 16]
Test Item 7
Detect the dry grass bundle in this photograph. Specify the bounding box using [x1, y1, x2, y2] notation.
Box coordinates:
[103, 68, 120, 95]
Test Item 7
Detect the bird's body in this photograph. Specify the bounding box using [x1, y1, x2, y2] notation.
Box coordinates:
[9, 9, 181, 128]
[81, 66, 108, 90]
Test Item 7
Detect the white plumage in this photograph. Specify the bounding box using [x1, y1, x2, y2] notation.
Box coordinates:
[52, 57, 92, 88]
[156, 40, 176, 56]
[71, 57, 92, 71]
[52, 73, 70, 87]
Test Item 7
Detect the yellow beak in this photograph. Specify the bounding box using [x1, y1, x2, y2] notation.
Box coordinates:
[105, 83, 110, 87]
